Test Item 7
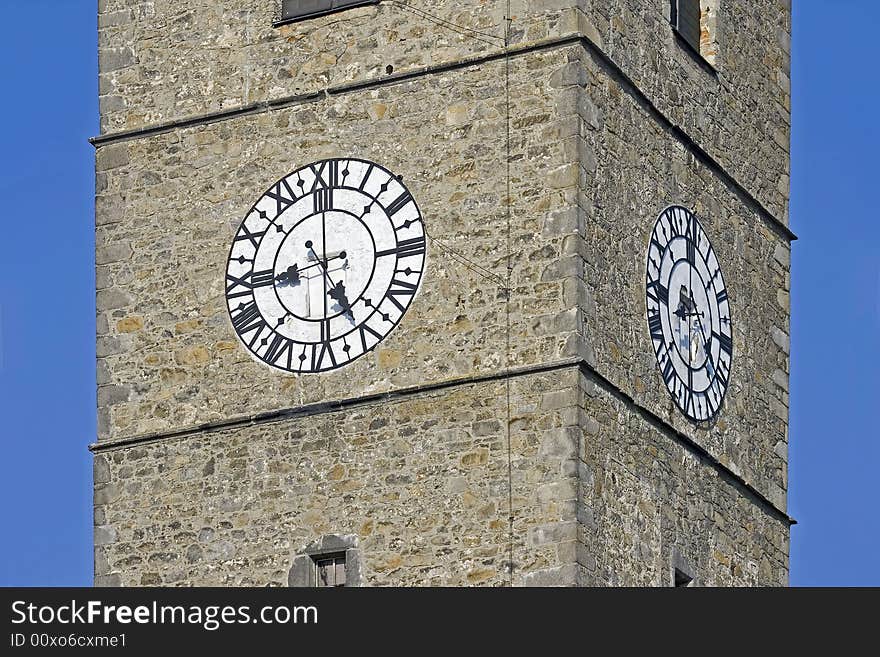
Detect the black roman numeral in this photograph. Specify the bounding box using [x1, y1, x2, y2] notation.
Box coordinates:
[686, 237, 696, 265]
[231, 301, 265, 336]
[707, 392, 718, 416]
[251, 269, 275, 288]
[648, 309, 664, 342]
[314, 187, 333, 213]
[234, 223, 266, 249]
[309, 161, 329, 190]
[385, 191, 412, 216]
[359, 323, 383, 352]
[314, 319, 336, 370]
[646, 280, 669, 306]
[714, 330, 733, 356]
[376, 236, 426, 259]
[715, 358, 729, 388]
[311, 159, 339, 193]
[327, 160, 339, 187]
[649, 234, 665, 255]
[315, 341, 336, 369]
[385, 278, 418, 312]
[265, 178, 297, 217]
[263, 333, 292, 366]
[307, 319, 334, 370]
[662, 359, 675, 385]
[668, 210, 683, 237]
[310, 161, 339, 212]
[226, 271, 252, 299]
[358, 163, 375, 191]
[226, 269, 274, 298]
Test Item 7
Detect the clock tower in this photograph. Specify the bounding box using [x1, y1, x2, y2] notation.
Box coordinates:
[92, 0, 793, 586]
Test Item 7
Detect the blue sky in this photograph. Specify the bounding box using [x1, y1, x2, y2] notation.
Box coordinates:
[0, 1, 876, 586]
[789, 0, 880, 585]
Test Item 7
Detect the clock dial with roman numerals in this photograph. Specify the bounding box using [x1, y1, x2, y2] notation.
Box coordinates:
[645, 206, 732, 421]
[225, 158, 426, 373]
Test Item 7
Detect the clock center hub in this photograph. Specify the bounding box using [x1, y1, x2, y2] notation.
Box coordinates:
[271, 210, 377, 323]
[667, 260, 712, 370]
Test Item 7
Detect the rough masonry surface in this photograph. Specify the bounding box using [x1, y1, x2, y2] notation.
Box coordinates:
[94, 0, 791, 586]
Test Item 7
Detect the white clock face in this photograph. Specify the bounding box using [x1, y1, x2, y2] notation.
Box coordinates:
[645, 206, 732, 421]
[225, 158, 426, 373]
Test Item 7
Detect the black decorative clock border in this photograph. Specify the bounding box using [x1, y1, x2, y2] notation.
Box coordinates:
[224, 157, 427, 374]
[644, 204, 734, 423]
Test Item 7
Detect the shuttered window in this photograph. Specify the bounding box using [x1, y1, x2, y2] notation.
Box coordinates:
[672, 0, 701, 53]
[279, 0, 379, 24]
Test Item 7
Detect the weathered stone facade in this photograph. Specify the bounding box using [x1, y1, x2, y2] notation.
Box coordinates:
[93, 0, 792, 586]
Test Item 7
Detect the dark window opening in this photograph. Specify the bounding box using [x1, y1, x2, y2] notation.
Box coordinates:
[314, 553, 347, 587]
[671, 0, 701, 53]
[674, 568, 694, 588]
[670, 0, 719, 68]
[277, 0, 380, 26]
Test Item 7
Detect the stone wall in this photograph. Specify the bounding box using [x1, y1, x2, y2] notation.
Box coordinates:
[577, 371, 788, 586]
[575, 0, 792, 223]
[94, 368, 581, 586]
[564, 45, 791, 509]
[97, 0, 790, 220]
[93, 1, 792, 586]
[93, 365, 787, 586]
[95, 45, 581, 443]
[96, 0, 573, 133]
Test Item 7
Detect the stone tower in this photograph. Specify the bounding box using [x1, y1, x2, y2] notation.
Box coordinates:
[92, 0, 792, 586]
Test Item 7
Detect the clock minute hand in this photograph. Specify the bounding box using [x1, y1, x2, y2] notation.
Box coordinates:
[307, 247, 354, 319]
[274, 252, 347, 287]
[328, 281, 354, 319]
[691, 312, 715, 375]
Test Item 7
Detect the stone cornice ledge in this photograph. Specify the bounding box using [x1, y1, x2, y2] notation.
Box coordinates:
[89, 33, 796, 243]
[89, 358, 582, 452]
[89, 356, 795, 528]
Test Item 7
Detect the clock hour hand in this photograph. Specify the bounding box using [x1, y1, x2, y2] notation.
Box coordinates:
[275, 264, 301, 287]
[306, 246, 354, 320]
[276, 251, 348, 288]
[674, 285, 697, 319]
[302, 251, 347, 274]
[274, 250, 346, 290]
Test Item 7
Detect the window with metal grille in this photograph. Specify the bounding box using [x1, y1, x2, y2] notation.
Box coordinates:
[278, 0, 380, 25]
[314, 554, 347, 587]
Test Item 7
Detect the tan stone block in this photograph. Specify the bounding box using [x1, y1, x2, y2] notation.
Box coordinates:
[460, 448, 489, 468]
[116, 316, 144, 333]
[466, 567, 495, 584]
[367, 103, 388, 121]
[445, 104, 469, 125]
[377, 349, 401, 368]
[174, 346, 211, 365]
[175, 319, 203, 333]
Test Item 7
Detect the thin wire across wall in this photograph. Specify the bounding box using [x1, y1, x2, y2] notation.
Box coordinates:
[381, 0, 516, 586]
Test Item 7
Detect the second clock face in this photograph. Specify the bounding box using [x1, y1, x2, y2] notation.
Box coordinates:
[645, 206, 732, 421]
[225, 158, 426, 373]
